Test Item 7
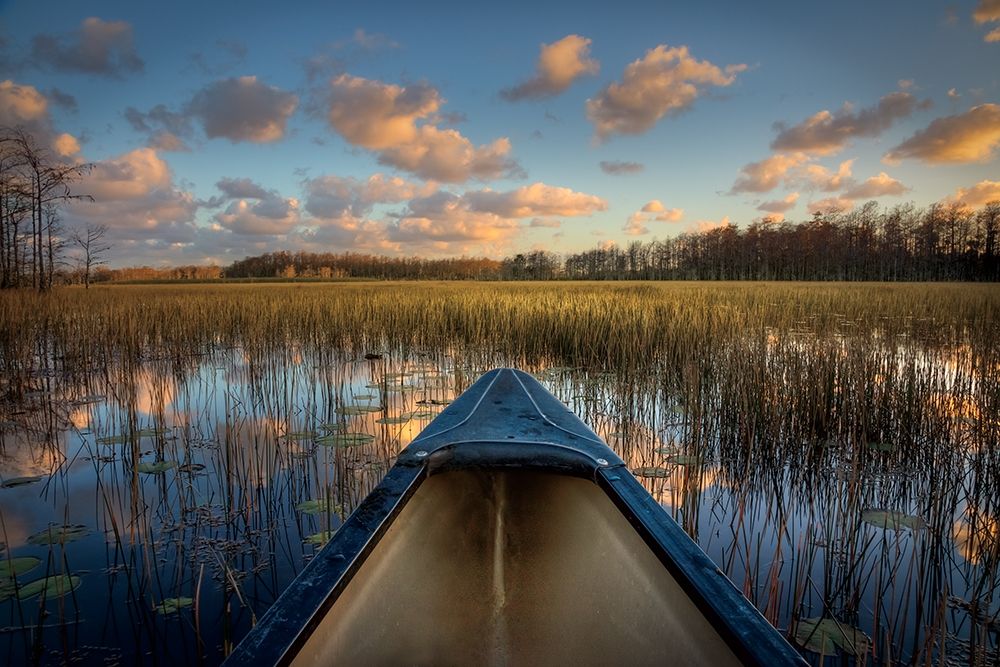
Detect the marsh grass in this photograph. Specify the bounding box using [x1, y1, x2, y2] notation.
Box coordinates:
[0, 281, 997, 665]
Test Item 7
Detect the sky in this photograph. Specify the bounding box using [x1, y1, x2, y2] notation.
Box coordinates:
[1, 0, 998, 267]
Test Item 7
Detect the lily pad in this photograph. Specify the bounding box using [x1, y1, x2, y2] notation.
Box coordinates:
[866, 441, 894, 453]
[305, 531, 334, 546]
[376, 416, 411, 425]
[75, 394, 105, 405]
[862, 510, 927, 531]
[16, 575, 81, 601]
[315, 432, 375, 448]
[632, 466, 672, 479]
[137, 428, 167, 438]
[382, 372, 413, 381]
[27, 524, 89, 545]
[335, 405, 382, 416]
[177, 463, 206, 474]
[409, 411, 436, 420]
[2, 556, 41, 578]
[1, 476, 42, 488]
[351, 393, 377, 401]
[155, 596, 194, 614]
[794, 617, 871, 657]
[663, 454, 700, 466]
[137, 460, 177, 474]
[296, 499, 342, 515]
[285, 431, 317, 441]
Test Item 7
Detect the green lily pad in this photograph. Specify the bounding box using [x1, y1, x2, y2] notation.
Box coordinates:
[409, 411, 436, 420]
[862, 510, 926, 531]
[866, 441, 894, 453]
[16, 575, 81, 601]
[794, 617, 871, 657]
[285, 431, 317, 441]
[296, 499, 342, 515]
[137, 428, 167, 438]
[155, 596, 193, 614]
[27, 524, 89, 545]
[96, 434, 129, 445]
[663, 454, 700, 465]
[137, 460, 177, 474]
[335, 405, 382, 416]
[632, 466, 672, 479]
[2, 556, 41, 578]
[376, 416, 411, 425]
[315, 432, 375, 448]
[305, 531, 334, 546]
[1, 476, 42, 488]
[75, 394, 105, 405]
[351, 393, 377, 401]
[383, 385, 419, 394]
[177, 463, 206, 474]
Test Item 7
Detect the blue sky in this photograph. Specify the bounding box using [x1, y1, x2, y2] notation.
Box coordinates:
[1, 0, 998, 266]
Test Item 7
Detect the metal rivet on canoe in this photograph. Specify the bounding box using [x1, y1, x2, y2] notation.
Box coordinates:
[415, 450, 428, 458]
[596, 458, 608, 466]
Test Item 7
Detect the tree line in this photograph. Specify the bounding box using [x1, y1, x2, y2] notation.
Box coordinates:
[212, 200, 999, 283]
[0, 126, 111, 290]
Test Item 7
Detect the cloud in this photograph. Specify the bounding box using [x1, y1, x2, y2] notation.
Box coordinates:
[501, 35, 598, 101]
[974, 0, 1000, 23]
[986, 27, 1000, 41]
[53, 132, 80, 156]
[798, 159, 854, 191]
[642, 200, 664, 213]
[842, 172, 908, 199]
[884, 104, 1000, 163]
[586, 45, 746, 140]
[66, 148, 197, 242]
[324, 74, 519, 182]
[187, 76, 298, 143]
[124, 104, 194, 151]
[209, 177, 299, 235]
[730, 152, 810, 193]
[654, 208, 684, 221]
[529, 217, 561, 228]
[0, 79, 49, 127]
[623, 212, 650, 236]
[463, 182, 607, 217]
[771, 92, 921, 155]
[46, 88, 77, 112]
[757, 192, 799, 214]
[690, 216, 732, 233]
[303, 173, 433, 219]
[30, 18, 143, 78]
[807, 197, 854, 214]
[948, 88, 961, 100]
[947, 180, 1000, 207]
[599, 160, 644, 175]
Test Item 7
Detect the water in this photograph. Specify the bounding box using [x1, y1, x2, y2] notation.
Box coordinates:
[0, 340, 996, 665]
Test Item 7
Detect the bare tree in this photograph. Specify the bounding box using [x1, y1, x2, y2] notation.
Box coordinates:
[72, 223, 111, 288]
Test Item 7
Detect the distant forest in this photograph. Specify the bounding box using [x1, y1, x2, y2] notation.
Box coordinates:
[92, 199, 1000, 283]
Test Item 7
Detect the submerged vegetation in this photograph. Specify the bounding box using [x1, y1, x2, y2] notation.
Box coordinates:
[0, 281, 997, 664]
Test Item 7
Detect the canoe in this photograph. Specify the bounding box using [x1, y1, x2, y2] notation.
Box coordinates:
[226, 368, 806, 666]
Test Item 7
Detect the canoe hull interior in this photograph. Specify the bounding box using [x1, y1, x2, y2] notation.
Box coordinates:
[291, 468, 740, 666]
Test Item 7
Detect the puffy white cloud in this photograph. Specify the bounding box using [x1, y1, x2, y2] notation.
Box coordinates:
[52, 132, 80, 156]
[641, 199, 664, 213]
[30, 17, 143, 78]
[304, 173, 433, 219]
[0, 79, 48, 126]
[501, 35, 598, 101]
[798, 159, 854, 191]
[214, 197, 300, 236]
[771, 92, 920, 155]
[730, 153, 810, 193]
[464, 182, 607, 218]
[947, 180, 1000, 207]
[885, 104, 1000, 164]
[586, 45, 745, 140]
[623, 212, 650, 236]
[757, 193, 799, 214]
[187, 76, 298, 143]
[599, 160, 644, 175]
[654, 208, 684, 222]
[842, 172, 908, 199]
[66, 148, 197, 242]
[325, 75, 519, 182]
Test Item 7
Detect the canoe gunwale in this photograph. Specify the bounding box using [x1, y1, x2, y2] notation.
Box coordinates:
[224, 369, 806, 666]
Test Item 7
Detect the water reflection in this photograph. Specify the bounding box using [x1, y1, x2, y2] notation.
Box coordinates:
[0, 341, 996, 665]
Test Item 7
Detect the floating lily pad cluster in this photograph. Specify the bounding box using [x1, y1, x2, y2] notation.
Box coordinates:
[0, 476, 42, 488]
[305, 530, 334, 546]
[26, 524, 89, 545]
[861, 509, 927, 531]
[794, 617, 871, 657]
[155, 596, 193, 614]
[137, 460, 177, 474]
[296, 498, 342, 515]
[1, 558, 80, 603]
[315, 432, 374, 448]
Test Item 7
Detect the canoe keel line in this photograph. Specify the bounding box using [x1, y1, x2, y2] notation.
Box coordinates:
[225, 368, 806, 666]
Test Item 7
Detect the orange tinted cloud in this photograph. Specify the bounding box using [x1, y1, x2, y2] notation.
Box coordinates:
[974, 0, 1000, 23]
[799, 159, 854, 191]
[757, 192, 799, 214]
[465, 182, 607, 217]
[842, 172, 908, 199]
[501, 35, 599, 100]
[587, 45, 745, 139]
[326, 75, 519, 182]
[623, 212, 650, 236]
[188, 76, 297, 143]
[0, 79, 48, 124]
[807, 197, 854, 214]
[642, 199, 665, 212]
[948, 180, 1000, 207]
[885, 104, 1000, 163]
[730, 153, 810, 193]
[771, 92, 920, 155]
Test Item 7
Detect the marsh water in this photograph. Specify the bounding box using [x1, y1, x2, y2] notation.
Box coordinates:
[0, 295, 998, 665]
